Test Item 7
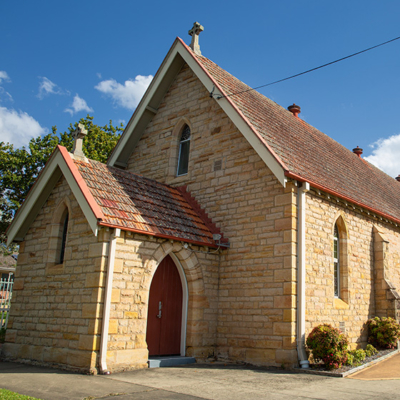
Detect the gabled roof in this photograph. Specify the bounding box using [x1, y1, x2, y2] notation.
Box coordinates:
[7, 146, 218, 247]
[7, 146, 103, 244]
[109, 37, 400, 225]
[192, 50, 400, 223]
[74, 159, 217, 246]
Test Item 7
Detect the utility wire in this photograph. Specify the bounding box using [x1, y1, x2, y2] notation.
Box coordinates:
[215, 35, 400, 99]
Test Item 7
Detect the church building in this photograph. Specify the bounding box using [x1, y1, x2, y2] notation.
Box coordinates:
[3, 23, 400, 373]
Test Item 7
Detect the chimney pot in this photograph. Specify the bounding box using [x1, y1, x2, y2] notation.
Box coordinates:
[395, 175, 400, 182]
[352, 146, 363, 158]
[288, 103, 301, 118]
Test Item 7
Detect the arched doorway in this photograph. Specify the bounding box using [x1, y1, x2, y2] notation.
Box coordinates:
[146, 255, 185, 356]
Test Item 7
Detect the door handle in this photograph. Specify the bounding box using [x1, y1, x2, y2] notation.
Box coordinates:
[156, 301, 162, 318]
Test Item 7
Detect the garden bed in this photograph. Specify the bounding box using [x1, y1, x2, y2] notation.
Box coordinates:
[296, 348, 399, 377]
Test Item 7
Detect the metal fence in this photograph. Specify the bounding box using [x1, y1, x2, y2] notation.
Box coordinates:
[0, 275, 14, 329]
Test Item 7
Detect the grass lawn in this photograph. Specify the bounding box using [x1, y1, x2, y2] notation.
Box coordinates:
[0, 389, 42, 400]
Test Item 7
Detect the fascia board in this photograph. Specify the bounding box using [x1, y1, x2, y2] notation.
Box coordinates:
[108, 39, 184, 167]
[7, 165, 62, 245]
[7, 150, 99, 245]
[176, 43, 286, 186]
[108, 39, 286, 186]
[57, 157, 99, 236]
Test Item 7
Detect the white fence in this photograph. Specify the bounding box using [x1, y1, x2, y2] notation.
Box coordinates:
[0, 275, 14, 329]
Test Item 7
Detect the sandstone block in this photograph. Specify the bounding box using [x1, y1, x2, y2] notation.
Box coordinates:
[108, 319, 118, 334]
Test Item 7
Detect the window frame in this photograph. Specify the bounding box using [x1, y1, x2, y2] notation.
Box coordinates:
[59, 211, 69, 264]
[176, 125, 191, 176]
[333, 224, 340, 298]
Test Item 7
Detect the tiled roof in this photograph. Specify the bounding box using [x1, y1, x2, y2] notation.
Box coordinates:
[191, 49, 400, 223]
[73, 158, 216, 246]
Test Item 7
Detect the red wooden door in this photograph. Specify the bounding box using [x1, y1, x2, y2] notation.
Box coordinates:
[146, 255, 183, 356]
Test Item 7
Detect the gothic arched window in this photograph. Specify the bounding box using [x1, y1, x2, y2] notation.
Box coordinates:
[333, 224, 339, 297]
[177, 125, 191, 176]
[58, 211, 69, 264]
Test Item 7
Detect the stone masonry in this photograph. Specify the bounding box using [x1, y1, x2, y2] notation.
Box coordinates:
[5, 60, 400, 373]
[126, 63, 298, 366]
[3, 178, 105, 373]
[305, 190, 400, 349]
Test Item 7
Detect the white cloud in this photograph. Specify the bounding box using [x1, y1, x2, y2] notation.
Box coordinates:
[37, 77, 68, 99]
[0, 71, 10, 84]
[364, 134, 400, 177]
[0, 71, 12, 102]
[0, 87, 13, 102]
[0, 106, 48, 148]
[64, 94, 94, 116]
[95, 75, 153, 110]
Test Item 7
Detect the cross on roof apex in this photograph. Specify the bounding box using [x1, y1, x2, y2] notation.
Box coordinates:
[71, 123, 88, 162]
[73, 123, 87, 139]
[188, 22, 204, 55]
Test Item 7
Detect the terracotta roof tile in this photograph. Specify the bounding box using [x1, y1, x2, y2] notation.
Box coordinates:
[73, 159, 217, 246]
[193, 52, 400, 223]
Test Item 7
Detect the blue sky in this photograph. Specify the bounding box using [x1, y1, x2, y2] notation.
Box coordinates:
[1, 1, 400, 177]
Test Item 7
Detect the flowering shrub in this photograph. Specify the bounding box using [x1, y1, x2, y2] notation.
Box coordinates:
[306, 324, 349, 370]
[367, 317, 400, 349]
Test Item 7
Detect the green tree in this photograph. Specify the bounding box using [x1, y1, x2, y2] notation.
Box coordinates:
[0, 115, 123, 250]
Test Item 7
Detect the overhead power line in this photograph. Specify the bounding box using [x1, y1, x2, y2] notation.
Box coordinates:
[215, 35, 400, 100]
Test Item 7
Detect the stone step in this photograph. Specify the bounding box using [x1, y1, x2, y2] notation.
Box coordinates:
[148, 356, 196, 368]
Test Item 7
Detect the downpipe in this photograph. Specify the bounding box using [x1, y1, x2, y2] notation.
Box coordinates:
[297, 182, 310, 369]
[100, 228, 120, 374]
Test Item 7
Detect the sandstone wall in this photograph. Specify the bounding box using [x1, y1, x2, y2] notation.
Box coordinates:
[105, 233, 220, 372]
[126, 63, 298, 366]
[305, 190, 400, 348]
[2, 177, 106, 373]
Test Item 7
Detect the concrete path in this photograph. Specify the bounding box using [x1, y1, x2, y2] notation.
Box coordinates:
[1, 360, 400, 400]
[348, 352, 400, 380]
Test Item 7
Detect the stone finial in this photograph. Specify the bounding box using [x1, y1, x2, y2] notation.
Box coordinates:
[72, 123, 88, 161]
[188, 22, 204, 55]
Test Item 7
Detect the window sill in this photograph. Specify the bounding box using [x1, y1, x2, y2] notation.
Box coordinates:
[46, 263, 65, 275]
[166, 173, 191, 186]
[334, 297, 349, 310]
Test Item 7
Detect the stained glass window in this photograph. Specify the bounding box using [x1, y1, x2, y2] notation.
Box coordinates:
[177, 125, 191, 176]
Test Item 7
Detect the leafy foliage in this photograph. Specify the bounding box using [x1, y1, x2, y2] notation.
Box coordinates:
[345, 344, 378, 366]
[367, 316, 400, 349]
[349, 349, 366, 366]
[306, 324, 349, 370]
[0, 389, 42, 400]
[365, 344, 378, 357]
[0, 115, 123, 248]
[345, 353, 354, 366]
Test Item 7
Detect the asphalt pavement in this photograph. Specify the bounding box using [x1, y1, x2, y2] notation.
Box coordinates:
[1, 355, 400, 400]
